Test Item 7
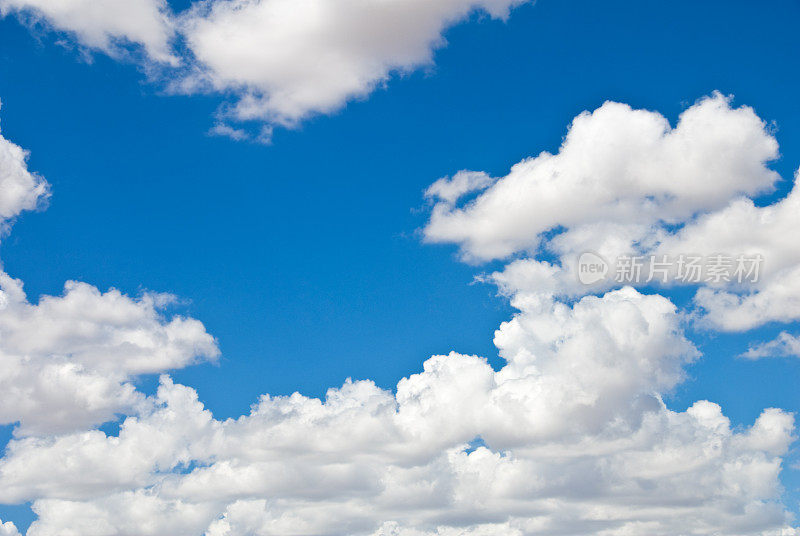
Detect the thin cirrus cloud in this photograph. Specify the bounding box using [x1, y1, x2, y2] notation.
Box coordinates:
[0, 95, 798, 535]
[0, 0, 531, 139]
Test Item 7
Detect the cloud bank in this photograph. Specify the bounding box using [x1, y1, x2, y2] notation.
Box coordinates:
[0, 95, 798, 534]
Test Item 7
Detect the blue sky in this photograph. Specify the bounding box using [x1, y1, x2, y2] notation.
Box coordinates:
[0, 1, 799, 534]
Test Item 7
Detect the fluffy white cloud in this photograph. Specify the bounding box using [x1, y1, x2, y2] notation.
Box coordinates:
[11, 382, 799, 535]
[1, 289, 797, 535]
[0, 0, 176, 63]
[424, 93, 779, 262]
[0, 521, 20, 536]
[0, 273, 220, 436]
[743, 332, 800, 360]
[1, 0, 533, 131]
[0, 95, 798, 534]
[178, 0, 528, 126]
[423, 93, 800, 333]
[0, 377, 217, 503]
[0, 111, 218, 436]
[489, 173, 800, 330]
[0, 105, 48, 224]
[652, 171, 800, 331]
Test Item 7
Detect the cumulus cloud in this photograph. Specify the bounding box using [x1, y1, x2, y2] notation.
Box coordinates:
[422, 93, 800, 333]
[0, 103, 48, 224]
[0, 289, 796, 535]
[0, 95, 798, 534]
[1, 0, 531, 132]
[743, 332, 800, 360]
[0, 521, 20, 536]
[0, 273, 220, 436]
[0, 0, 176, 63]
[653, 171, 800, 331]
[178, 0, 528, 126]
[0, 377, 217, 504]
[424, 93, 779, 262]
[0, 107, 218, 437]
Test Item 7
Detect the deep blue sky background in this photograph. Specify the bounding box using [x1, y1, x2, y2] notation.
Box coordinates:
[1, 0, 799, 530]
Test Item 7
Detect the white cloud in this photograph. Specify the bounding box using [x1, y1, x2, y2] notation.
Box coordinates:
[493, 172, 800, 331]
[425, 171, 494, 206]
[424, 93, 779, 262]
[0, 103, 48, 224]
[207, 123, 273, 145]
[692, 266, 800, 331]
[742, 332, 800, 360]
[1, 0, 533, 132]
[178, 0, 529, 126]
[0, 377, 217, 504]
[0, 96, 798, 534]
[1, 289, 797, 535]
[0, 273, 220, 436]
[422, 93, 800, 332]
[655, 171, 800, 331]
[0, 0, 176, 63]
[11, 379, 799, 535]
[0, 521, 20, 536]
[207, 123, 249, 142]
[0, 112, 218, 436]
